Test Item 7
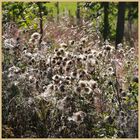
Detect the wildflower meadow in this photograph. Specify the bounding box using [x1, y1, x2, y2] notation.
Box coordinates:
[2, 2, 138, 138]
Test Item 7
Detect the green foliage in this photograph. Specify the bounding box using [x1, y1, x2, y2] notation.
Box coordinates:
[2, 2, 48, 30]
[2, 2, 138, 42]
[82, 2, 138, 41]
[2, 2, 77, 30]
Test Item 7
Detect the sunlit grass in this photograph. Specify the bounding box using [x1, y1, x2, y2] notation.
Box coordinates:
[46, 2, 77, 16]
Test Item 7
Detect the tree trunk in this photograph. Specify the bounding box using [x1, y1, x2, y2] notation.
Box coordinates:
[128, 4, 133, 47]
[56, 2, 59, 22]
[115, 2, 126, 48]
[76, 2, 80, 25]
[37, 3, 43, 44]
[103, 2, 109, 41]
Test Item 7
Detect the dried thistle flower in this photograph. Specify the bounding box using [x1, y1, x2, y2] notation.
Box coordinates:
[71, 71, 77, 78]
[60, 43, 68, 48]
[105, 45, 112, 51]
[75, 86, 82, 93]
[80, 37, 88, 44]
[108, 67, 114, 72]
[59, 84, 65, 92]
[88, 80, 97, 90]
[68, 111, 87, 124]
[79, 80, 88, 88]
[69, 40, 75, 45]
[52, 74, 60, 84]
[31, 32, 40, 40]
[58, 48, 65, 55]
[117, 43, 123, 48]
